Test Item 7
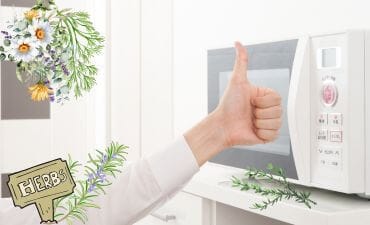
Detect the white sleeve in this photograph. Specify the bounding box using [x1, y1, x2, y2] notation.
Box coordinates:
[87, 136, 200, 225]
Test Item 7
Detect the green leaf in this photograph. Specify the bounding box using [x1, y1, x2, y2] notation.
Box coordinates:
[3, 39, 11, 47]
[24, 33, 32, 38]
[54, 77, 63, 83]
[54, 213, 65, 218]
[51, 10, 104, 98]
[232, 163, 316, 211]
[0, 53, 6, 61]
[267, 163, 274, 171]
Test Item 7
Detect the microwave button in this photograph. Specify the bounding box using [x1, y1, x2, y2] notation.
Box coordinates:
[333, 148, 342, 158]
[318, 146, 342, 158]
[328, 160, 342, 169]
[323, 148, 334, 156]
[318, 147, 324, 154]
[330, 130, 343, 142]
[317, 129, 328, 141]
[318, 157, 342, 169]
[325, 147, 342, 158]
[317, 113, 328, 125]
[319, 158, 327, 166]
[328, 113, 342, 126]
[321, 82, 338, 107]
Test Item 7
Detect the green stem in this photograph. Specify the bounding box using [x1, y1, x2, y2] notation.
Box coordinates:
[232, 165, 317, 210]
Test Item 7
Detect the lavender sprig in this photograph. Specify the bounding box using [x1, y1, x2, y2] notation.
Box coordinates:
[54, 142, 128, 225]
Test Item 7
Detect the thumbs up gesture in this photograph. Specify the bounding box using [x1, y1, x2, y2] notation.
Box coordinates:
[215, 42, 282, 147]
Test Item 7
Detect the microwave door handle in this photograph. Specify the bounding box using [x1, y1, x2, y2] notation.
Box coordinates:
[287, 35, 311, 185]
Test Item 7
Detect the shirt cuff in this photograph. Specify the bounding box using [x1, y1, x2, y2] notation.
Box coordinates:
[147, 136, 200, 195]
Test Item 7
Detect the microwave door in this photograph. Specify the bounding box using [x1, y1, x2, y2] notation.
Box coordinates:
[208, 39, 299, 180]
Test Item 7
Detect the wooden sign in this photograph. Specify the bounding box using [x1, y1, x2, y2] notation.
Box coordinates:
[7, 159, 75, 223]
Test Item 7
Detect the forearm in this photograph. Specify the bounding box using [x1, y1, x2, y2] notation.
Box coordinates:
[184, 112, 228, 166]
[86, 136, 199, 225]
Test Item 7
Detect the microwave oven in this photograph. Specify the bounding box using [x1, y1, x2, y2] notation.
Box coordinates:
[208, 30, 370, 195]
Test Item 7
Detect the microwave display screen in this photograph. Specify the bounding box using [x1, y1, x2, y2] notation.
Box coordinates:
[321, 48, 337, 68]
[219, 68, 290, 156]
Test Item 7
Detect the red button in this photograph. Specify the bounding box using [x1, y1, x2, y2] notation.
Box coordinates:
[321, 83, 337, 106]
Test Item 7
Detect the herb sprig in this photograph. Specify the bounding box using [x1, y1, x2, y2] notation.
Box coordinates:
[53, 10, 104, 98]
[232, 164, 317, 210]
[53, 142, 128, 225]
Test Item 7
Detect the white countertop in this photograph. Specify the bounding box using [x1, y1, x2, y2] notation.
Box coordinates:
[184, 163, 370, 225]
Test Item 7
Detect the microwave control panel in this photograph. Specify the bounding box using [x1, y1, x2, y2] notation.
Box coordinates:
[315, 47, 344, 170]
[310, 31, 365, 192]
[310, 33, 347, 187]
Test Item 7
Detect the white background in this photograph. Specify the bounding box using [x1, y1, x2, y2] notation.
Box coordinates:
[2, 0, 370, 224]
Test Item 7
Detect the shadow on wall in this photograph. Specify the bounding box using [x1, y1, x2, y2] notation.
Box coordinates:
[1, 62, 50, 120]
[1, 0, 34, 7]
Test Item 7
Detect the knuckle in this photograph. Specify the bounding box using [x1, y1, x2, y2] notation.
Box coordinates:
[277, 106, 283, 116]
[267, 131, 279, 142]
[254, 98, 263, 107]
[275, 119, 282, 128]
[278, 118, 282, 125]
[256, 129, 263, 136]
[271, 134, 279, 141]
[254, 119, 262, 127]
[276, 94, 282, 103]
[254, 108, 261, 117]
[258, 130, 268, 140]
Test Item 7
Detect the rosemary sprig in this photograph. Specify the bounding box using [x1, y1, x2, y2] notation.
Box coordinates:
[231, 164, 317, 210]
[53, 142, 128, 225]
[53, 154, 81, 214]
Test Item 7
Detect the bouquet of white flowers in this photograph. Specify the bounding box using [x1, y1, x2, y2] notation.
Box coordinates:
[0, 0, 104, 103]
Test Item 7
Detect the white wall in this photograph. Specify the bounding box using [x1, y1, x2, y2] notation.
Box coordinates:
[110, 0, 174, 160]
[110, 0, 142, 161]
[141, 0, 174, 155]
[173, 0, 370, 136]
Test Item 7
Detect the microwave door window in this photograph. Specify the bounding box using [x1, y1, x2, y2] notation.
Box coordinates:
[219, 69, 290, 156]
[208, 39, 298, 179]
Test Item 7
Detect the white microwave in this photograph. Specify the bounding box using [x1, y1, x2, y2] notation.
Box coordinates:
[208, 30, 370, 195]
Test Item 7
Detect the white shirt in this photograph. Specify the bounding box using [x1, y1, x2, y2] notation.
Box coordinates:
[0, 136, 200, 225]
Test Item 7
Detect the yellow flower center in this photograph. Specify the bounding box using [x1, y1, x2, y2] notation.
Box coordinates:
[35, 28, 45, 40]
[24, 10, 39, 20]
[18, 43, 30, 53]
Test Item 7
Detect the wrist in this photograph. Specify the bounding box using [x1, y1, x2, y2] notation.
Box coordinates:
[208, 110, 231, 149]
[184, 111, 229, 166]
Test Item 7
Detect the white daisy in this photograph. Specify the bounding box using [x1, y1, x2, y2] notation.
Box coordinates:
[28, 19, 53, 47]
[10, 39, 38, 62]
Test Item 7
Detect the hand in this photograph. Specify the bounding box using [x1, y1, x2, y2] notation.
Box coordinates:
[214, 42, 282, 147]
[184, 42, 283, 166]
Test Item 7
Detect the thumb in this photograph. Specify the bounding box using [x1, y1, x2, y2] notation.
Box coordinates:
[232, 41, 249, 83]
